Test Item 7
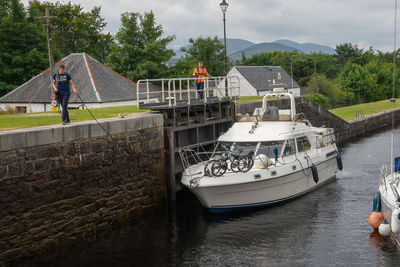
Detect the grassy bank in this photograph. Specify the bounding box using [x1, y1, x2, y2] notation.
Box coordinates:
[238, 96, 283, 102]
[0, 105, 145, 131]
[238, 96, 264, 102]
[330, 99, 400, 121]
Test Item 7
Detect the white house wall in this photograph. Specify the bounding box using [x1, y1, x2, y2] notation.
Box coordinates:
[227, 68, 258, 96]
[287, 88, 301, 96]
[0, 103, 48, 113]
[0, 100, 141, 113]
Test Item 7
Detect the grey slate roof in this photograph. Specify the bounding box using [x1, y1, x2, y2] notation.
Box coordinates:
[0, 53, 148, 104]
[234, 66, 300, 91]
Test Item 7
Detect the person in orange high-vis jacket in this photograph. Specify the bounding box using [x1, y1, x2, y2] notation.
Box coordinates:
[193, 61, 209, 100]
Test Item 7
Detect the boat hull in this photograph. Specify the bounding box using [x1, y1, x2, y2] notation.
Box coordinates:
[379, 189, 400, 246]
[189, 157, 338, 213]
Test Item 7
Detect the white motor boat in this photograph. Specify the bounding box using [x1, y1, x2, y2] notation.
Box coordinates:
[180, 93, 343, 213]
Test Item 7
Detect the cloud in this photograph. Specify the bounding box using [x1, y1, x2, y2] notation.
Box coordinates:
[22, 0, 400, 51]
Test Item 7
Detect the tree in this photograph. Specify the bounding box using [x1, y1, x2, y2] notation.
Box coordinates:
[107, 11, 175, 81]
[338, 62, 366, 104]
[27, 0, 114, 62]
[179, 36, 225, 76]
[335, 43, 363, 66]
[242, 51, 274, 66]
[168, 57, 196, 78]
[0, 0, 48, 97]
[363, 60, 395, 101]
[304, 94, 331, 109]
[306, 74, 341, 106]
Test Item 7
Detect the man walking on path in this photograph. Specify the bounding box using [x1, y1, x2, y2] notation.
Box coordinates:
[52, 64, 78, 125]
[193, 61, 209, 100]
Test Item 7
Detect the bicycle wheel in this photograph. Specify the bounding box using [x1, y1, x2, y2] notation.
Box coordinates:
[230, 158, 241, 172]
[238, 156, 254, 172]
[203, 161, 215, 176]
[211, 160, 227, 177]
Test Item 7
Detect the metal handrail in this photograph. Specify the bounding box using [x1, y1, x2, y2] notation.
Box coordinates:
[355, 110, 365, 119]
[136, 76, 240, 107]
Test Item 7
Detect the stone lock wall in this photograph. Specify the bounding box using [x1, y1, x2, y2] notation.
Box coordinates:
[0, 113, 166, 264]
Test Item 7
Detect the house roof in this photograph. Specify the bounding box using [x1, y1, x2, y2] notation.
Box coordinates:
[0, 53, 150, 104]
[233, 66, 300, 91]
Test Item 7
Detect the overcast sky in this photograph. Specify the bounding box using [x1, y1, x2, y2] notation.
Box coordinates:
[23, 0, 400, 51]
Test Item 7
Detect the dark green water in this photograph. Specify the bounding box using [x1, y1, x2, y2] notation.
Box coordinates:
[15, 129, 400, 266]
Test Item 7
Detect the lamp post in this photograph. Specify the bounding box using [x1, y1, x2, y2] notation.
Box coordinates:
[220, 0, 228, 97]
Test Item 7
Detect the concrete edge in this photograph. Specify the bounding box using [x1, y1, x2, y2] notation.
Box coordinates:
[0, 112, 163, 152]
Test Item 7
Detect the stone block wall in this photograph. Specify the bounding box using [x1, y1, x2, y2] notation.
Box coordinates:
[0, 113, 166, 264]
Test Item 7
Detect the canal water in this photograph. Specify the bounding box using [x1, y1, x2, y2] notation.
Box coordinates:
[16, 129, 400, 266]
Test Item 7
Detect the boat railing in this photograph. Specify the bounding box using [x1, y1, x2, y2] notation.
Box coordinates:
[179, 147, 215, 170]
[136, 76, 240, 107]
[390, 183, 400, 200]
[179, 145, 258, 177]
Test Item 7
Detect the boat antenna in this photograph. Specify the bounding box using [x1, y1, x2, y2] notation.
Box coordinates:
[391, 0, 398, 175]
[393, 0, 398, 101]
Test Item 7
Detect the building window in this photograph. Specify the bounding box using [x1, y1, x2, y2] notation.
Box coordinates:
[15, 106, 27, 113]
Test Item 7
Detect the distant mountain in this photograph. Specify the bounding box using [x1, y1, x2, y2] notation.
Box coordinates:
[169, 38, 254, 64]
[168, 38, 336, 66]
[275, 39, 335, 54]
[221, 38, 255, 55]
[229, 42, 298, 62]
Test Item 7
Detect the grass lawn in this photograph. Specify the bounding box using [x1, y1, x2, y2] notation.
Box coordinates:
[330, 98, 400, 121]
[238, 96, 264, 102]
[0, 105, 145, 131]
[237, 96, 284, 102]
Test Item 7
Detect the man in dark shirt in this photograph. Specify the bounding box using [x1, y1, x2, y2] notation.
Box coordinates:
[52, 64, 77, 125]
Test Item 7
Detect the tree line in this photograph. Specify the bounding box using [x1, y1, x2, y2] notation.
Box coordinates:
[0, 0, 225, 98]
[241, 44, 400, 108]
[1, 0, 398, 109]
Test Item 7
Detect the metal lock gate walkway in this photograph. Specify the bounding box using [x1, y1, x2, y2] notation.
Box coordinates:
[136, 76, 240, 201]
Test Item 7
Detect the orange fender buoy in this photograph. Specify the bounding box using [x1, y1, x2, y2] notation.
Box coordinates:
[368, 211, 384, 230]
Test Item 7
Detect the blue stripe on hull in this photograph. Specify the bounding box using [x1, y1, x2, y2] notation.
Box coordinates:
[208, 175, 336, 213]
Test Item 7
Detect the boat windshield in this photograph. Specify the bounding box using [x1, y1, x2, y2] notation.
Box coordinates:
[213, 142, 257, 157]
[257, 141, 285, 158]
[282, 139, 296, 156]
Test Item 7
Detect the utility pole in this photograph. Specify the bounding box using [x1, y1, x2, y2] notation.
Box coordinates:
[313, 53, 319, 94]
[36, 7, 57, 95]
[290, 62, 294, 88]
[393, 0, 398, 101]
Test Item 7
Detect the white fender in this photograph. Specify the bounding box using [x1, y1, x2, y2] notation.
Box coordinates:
[391, 208, 400, 234]
[254, 154, 273, 169]
[379, 220, 391, 236]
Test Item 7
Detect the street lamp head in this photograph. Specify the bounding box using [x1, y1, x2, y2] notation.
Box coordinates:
[220, 0, 228, 13]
